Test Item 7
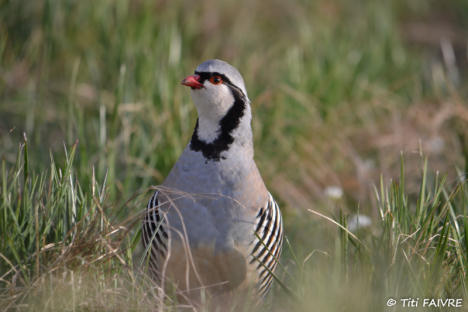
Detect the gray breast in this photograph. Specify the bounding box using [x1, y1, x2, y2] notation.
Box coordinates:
[159, 147, 267, 250]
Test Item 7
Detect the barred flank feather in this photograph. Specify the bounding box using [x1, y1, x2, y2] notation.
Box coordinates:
[250, 193, 284, 296]
[142, 191, 168, 280]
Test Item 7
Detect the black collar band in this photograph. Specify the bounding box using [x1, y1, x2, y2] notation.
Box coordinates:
[189, 82, 247, 161]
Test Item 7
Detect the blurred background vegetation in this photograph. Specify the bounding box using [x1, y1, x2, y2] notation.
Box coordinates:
[1, 0, 468, 311]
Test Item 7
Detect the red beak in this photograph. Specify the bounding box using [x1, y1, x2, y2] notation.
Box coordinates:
[181, 74, 204, 89]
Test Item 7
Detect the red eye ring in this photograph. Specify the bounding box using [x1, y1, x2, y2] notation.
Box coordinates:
[209, 75, 223, 85]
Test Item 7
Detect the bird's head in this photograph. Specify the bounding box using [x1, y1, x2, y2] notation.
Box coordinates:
[182, 60, 251, 146]
[182, 59, 249, 124]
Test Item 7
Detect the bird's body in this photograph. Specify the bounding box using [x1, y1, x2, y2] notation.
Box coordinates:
[142, 60, 283, 298]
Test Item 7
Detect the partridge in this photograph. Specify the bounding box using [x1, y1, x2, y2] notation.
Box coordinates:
[142, 59, 283, 298]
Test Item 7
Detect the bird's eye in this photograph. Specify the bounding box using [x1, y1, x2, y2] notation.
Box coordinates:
[209, 75, 223, 85]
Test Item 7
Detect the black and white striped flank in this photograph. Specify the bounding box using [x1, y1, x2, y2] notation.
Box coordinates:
[142, 191, 169, 280]
[250, 193, 284, 296]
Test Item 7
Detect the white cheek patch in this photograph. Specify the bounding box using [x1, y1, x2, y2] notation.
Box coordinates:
[191, 83, 235, 143]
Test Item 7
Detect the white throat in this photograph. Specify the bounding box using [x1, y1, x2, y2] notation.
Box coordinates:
[197, 117, 220, 143]
[191, 83, 236, 143]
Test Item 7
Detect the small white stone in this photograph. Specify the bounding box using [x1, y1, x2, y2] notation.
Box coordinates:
[348, 214, 372, 232]
[324, 186, 343, 199]
[427, 136, 445, 154]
